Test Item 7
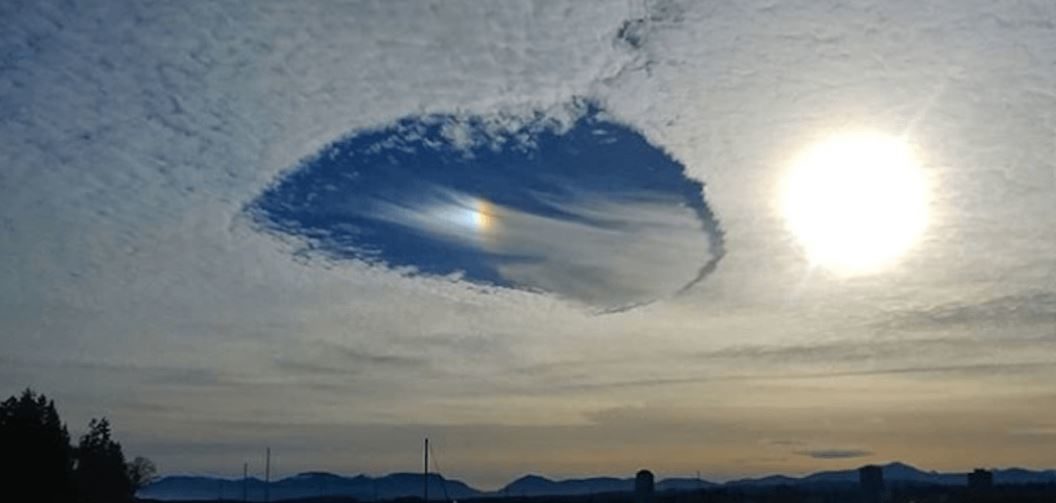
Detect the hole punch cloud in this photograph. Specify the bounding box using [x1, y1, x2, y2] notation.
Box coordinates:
[248, 104, 723, 310]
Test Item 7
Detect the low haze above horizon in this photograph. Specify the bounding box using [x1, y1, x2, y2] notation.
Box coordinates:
[2, 0, 1055, 490]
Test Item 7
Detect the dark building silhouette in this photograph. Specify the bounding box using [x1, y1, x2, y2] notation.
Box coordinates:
[859, 465, 884, 503]
[968, 468, 993, 490]
[859, 465, 884, 491]
[634, 470, 654, 503]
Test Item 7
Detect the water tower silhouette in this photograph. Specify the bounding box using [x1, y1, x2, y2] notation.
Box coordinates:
[635, 470, 654, 503]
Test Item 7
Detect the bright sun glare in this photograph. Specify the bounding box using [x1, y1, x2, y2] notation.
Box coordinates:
[781, 131, 928, 275]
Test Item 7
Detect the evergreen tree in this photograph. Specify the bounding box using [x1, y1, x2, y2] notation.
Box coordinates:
[0, 389, 76, 501]
[75, 417, 134, 503]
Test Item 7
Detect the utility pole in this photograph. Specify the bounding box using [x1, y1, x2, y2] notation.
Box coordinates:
[423, 438, 429, 502]
[265, 447, 271, 503]
[696, 471, 702, 503]
[243, 463, 249, 502]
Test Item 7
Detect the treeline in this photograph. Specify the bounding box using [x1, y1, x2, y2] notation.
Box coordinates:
[0, 388, 156, 502]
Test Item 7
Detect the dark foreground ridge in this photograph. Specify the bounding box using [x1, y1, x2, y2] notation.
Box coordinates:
[140, 462, 1056, 502]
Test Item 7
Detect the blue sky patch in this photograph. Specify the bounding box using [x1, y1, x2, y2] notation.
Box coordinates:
[249, 106, 723, 310]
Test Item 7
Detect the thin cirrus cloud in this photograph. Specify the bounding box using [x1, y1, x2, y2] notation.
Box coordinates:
[795, 449, 874, 460]
[248, 105, 724, 310]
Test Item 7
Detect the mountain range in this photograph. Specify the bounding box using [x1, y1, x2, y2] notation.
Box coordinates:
[140, 462, 1056, 502]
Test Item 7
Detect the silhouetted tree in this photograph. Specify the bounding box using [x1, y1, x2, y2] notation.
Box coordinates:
[127, 455, 158, 493]
[75, 417, 134, 503]
[0, 388, 76, 501]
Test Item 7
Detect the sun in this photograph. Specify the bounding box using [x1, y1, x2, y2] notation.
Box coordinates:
[780, 131, 928, 275]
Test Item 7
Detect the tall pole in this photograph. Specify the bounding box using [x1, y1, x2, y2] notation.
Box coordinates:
[423, 438, 429, 502]
[696, 471, 702, 503]
[265, 447, 271, 503]
[243, 463, 248, 503]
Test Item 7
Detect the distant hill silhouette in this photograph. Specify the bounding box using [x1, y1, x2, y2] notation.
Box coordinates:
[725, 462, 1056, 488]
[501, 475, 630, 496]
[499, 474, 717, 496]
[654, 477, 719, 492]
[139, 472, 479, 502]
[140, 462, 1056, 501]
[723, 474, 800, 488]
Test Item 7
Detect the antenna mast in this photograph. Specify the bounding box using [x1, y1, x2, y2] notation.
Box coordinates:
[424, 438, 430, 502]
[265, 447, 271, 503]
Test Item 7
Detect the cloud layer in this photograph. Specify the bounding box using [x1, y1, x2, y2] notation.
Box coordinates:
[2, 0, 1055, 488]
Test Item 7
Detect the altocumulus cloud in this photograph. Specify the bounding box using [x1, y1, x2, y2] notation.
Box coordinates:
[248, 104, 724, 310]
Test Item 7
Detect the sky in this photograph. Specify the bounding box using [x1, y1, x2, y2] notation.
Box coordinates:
[2, 0, 1055, 489]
